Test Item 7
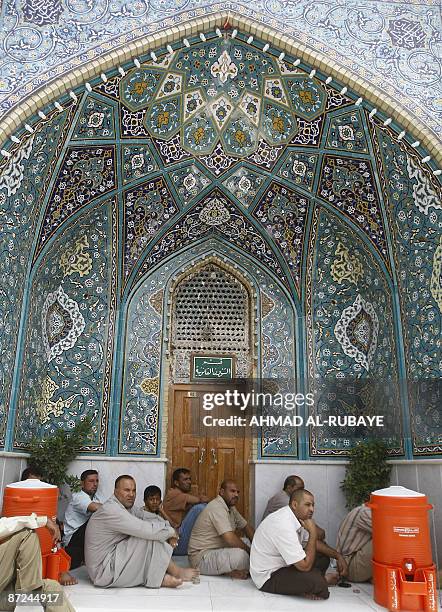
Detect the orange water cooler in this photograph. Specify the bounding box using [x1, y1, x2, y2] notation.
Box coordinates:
[367, 486, 438, 612]
[2, 479, 71, 581]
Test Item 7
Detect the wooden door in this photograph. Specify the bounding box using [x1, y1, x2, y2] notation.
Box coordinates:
[168, 385, 250, 519]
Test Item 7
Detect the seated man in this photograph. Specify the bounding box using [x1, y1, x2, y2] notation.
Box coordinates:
[188, 480, 255, 579]
[20, 464, 77, 587]
[85, 474, 198, 589]
[63, 469, 103, 569]
[262, 474, 326, 540]
[142, 485, 176, 526]
[262, 474, 304, 520]
[337, 503, 372, 583]
[251, 489, 347, 600]
[163, 467, 209, 555]
[0, 513, 74, 612]
[21, 465, 43, 481]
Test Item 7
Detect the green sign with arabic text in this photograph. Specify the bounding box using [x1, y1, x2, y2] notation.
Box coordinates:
[191, 356, 234, 380]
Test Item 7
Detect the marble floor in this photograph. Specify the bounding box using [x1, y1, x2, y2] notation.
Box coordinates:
[58, 565, 404, 612]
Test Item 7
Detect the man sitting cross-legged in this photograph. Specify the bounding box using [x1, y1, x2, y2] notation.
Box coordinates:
[85, 475, 199, 589]
[251, 488, 348, 600]
[188, 480, 255, 579]
[0, 514, 74, 612]
[163, 468, 209, 555]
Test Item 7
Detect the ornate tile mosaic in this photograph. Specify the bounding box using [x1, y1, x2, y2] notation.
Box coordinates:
[317, 155, 389, 265]
[71, 94, 116, 140]
[1, 1, 440, 142]
[115, 38, 319, 162]
[134, 189, 288, 289]
[169, 163, 212, 206]
[305, 207, 403, 456]
[121, 143, 159, 185]
[374, 123, 442, 454]
[36, 146, 117, 256]
[0, 108, 73, 447]
[222, 167, 267, 208]
[277, 150, 319, 192]
[0, 26, 440, 459]
[14, 200, 116, 452]
[123, 176, 179, 282]
[253, 182, 310, 289]
[324, 110, 369, 154]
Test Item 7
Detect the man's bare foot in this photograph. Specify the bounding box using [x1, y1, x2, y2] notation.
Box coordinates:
[161, 574, 183, 588]
[173, 567, 200, 582]
[304, 593, 324, 600]
[227, 569, 249, 580]
[325, 573, 340, 586]
[59, 571, 78, 586]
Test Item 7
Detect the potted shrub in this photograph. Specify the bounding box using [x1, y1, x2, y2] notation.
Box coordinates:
[26, 417, 92, 493]
[341, 439, 391, 509]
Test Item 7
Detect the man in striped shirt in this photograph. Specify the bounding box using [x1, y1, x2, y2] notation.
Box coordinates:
[336, 504, 372, 582]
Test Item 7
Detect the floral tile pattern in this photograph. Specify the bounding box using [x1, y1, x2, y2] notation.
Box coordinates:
[306, 207, 403, 456]
[14, 200, 116, 452]
[2, 1, 439, 140]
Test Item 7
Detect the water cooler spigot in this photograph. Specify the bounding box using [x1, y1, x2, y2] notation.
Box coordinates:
[403, 558, 416, 581]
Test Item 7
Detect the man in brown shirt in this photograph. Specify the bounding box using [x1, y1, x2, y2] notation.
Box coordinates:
[162, 468, 208, 555]
[188, 480, 255, 579]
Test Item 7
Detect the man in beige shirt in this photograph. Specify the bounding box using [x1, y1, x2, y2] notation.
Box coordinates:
[0, 514, 75, 612]
[188, 480, 255, 579]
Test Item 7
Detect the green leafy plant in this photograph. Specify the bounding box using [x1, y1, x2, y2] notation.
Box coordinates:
[27, 417, 92, 492]
[341, 440, 391, 509]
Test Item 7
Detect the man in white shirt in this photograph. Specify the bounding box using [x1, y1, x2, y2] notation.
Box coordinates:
[63, 469, 103, 569]
[251, 489, 347, 600]
[0, 514, 75, 612]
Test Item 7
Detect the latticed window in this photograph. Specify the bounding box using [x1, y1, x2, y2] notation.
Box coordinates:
[172, 263, 250, 351]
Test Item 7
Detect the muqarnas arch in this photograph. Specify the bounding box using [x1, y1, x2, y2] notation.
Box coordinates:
[0, 16, 440, 459]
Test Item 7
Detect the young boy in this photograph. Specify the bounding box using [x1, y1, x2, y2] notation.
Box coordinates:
[143, 485, 179, 530]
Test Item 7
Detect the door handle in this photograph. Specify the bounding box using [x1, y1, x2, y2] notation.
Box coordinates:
[211, 448, 218, 465]
[199, 448, 206, 464]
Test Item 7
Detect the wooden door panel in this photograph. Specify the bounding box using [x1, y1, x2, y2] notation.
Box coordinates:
[170, 391, 208, 497]
[207, 437, 245, 517]
[169, 386, 250, 521]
